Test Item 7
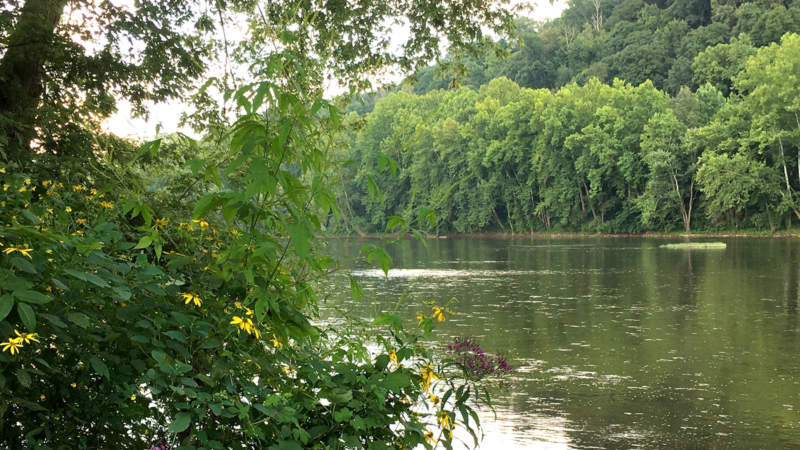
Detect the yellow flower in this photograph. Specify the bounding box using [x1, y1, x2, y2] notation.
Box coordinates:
[152, 217, 168, 229]
[1, 337, 24, 355]
[424, 430, 437, 445]
[40, 394, 45, 400]
[14, 330, 39, 344]
[192, 219, 210, 231]
[432, 306, 445, 322]
[65, 206, 72, 213]
[419, 364, 438, 392]
[71, 383, 77, 388]
[90, 188, 98, 195]
[42, 180, 52, 187]
[18, 186, 26, 192]
[100, 201, 114, 209]
[437, 411, 454, 431]
[181, 293, 201, 307]
[2, 185, 7, 191]
[75, 218, 87, 225]
[0, 167, 5, 173]
[271, 335, 282, 348]
[130, 394, 136, 401]
[72, 230, 85, 236]
[177, 222, 194, 231]
[72, 185, 87, 192]
[3, 245, 33, 258]
[24, 178, 31, 185]
[231, 316, 261, 338]
[429, 393, 441, 406]
[389, 349, 397, 363]
[416, 313, 424, 325]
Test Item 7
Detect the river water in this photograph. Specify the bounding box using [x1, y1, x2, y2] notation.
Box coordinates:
[319, 237, 800, 449]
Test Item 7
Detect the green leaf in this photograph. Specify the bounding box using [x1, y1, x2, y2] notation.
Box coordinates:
[193, 193, 221, 219]
[385, 216, 405, 232]
[64, 269, 109, 288]
[348, 275, 363, 301]
[383, 371, 411, 391]
[133, 235, 153, 250]
[0, 295, 14, 321]
[16, 369, 31, 387]
[66, 312, 91, 328]
[13, 290, 51, 305]
[329, 388, 353, 404]
[168, 412, 192, 433]
[89, 355, 110, 379]
[17, 303, 35, 330]
[373, 313, 402, 330]
[333, 407, 352, 423]
[9, 256, 36, 274]
[288, 220, 312, 259]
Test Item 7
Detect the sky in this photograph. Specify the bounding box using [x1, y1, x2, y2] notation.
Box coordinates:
[102, 0, 568, 140]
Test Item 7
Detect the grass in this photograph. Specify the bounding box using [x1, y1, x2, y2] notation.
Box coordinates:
[659, 242, 727, 249]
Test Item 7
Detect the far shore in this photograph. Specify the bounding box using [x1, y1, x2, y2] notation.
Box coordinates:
[326, 231, 800, 239]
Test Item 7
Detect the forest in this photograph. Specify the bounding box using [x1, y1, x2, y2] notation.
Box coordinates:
[338, 0, 800, 234]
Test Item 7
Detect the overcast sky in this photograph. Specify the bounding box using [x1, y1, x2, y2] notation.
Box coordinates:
[102, 0, 568, 140]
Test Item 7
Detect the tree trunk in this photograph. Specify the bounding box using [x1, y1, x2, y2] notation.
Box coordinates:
[0, 0, 67, 164]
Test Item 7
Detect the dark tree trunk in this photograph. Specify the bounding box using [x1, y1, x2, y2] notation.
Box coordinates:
[0, 0, 67, 164]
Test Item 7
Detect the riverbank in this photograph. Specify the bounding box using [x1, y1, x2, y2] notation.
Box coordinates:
[330, 230, 800, 239]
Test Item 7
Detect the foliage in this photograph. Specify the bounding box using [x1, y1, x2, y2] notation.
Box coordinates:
[338, 32, 800, 233]
[0, 1, 519, 449]
[405, 0, 800, 96]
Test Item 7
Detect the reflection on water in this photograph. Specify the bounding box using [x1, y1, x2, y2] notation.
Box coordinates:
[319, 238, 800, 449]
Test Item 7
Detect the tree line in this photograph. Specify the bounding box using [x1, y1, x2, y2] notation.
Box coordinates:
[337, 33, 800, 234]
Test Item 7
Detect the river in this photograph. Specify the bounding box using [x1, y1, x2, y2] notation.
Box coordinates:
[319, 237, 800, 449]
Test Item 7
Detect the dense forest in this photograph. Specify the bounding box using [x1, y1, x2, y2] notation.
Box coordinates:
[338, 0, 800, 233]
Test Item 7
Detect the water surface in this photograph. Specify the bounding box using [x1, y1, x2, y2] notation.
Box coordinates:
[319, 237, 800, 449]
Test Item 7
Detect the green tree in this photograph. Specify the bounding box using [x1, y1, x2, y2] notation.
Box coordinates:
[638, 110, 698, 231]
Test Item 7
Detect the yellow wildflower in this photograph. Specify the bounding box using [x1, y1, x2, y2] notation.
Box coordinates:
[0, 167, 5, 173]
[72, 185, 87, 192]
[65, 206, 72, 213]
[437, 411, 454, 431]
[389, 349, 397, 363]
[2, 185, 7, 191]
[90, 188, 98, 195]
[432, 306, 445, 322]
[177, 222, 194, 231]
[24, 178, 31, 185]
[71, 383, 77, 388]
[100, 201, 114, 209]
[181, 293, 201, 307]
[14, 330, 39, 344]
[230, 316, 261, 338]
[420, 364, 438, 392]
[1, 337, 23, 355]
[130, 394, 136, 401]
[18, 186, 26, 192]
[424, 431, 437, 445]
[152, 217, 168, 229]
[3, 245, 33, 258]
[75, 218, 87, 224]
[40, 394, 45, 400]
[417, 313, 424, 325]
[192, 219, 209, 231]
[429, 393, 441, 406]
[42, 180, 52, 187]
[271, 335, 282, 348]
